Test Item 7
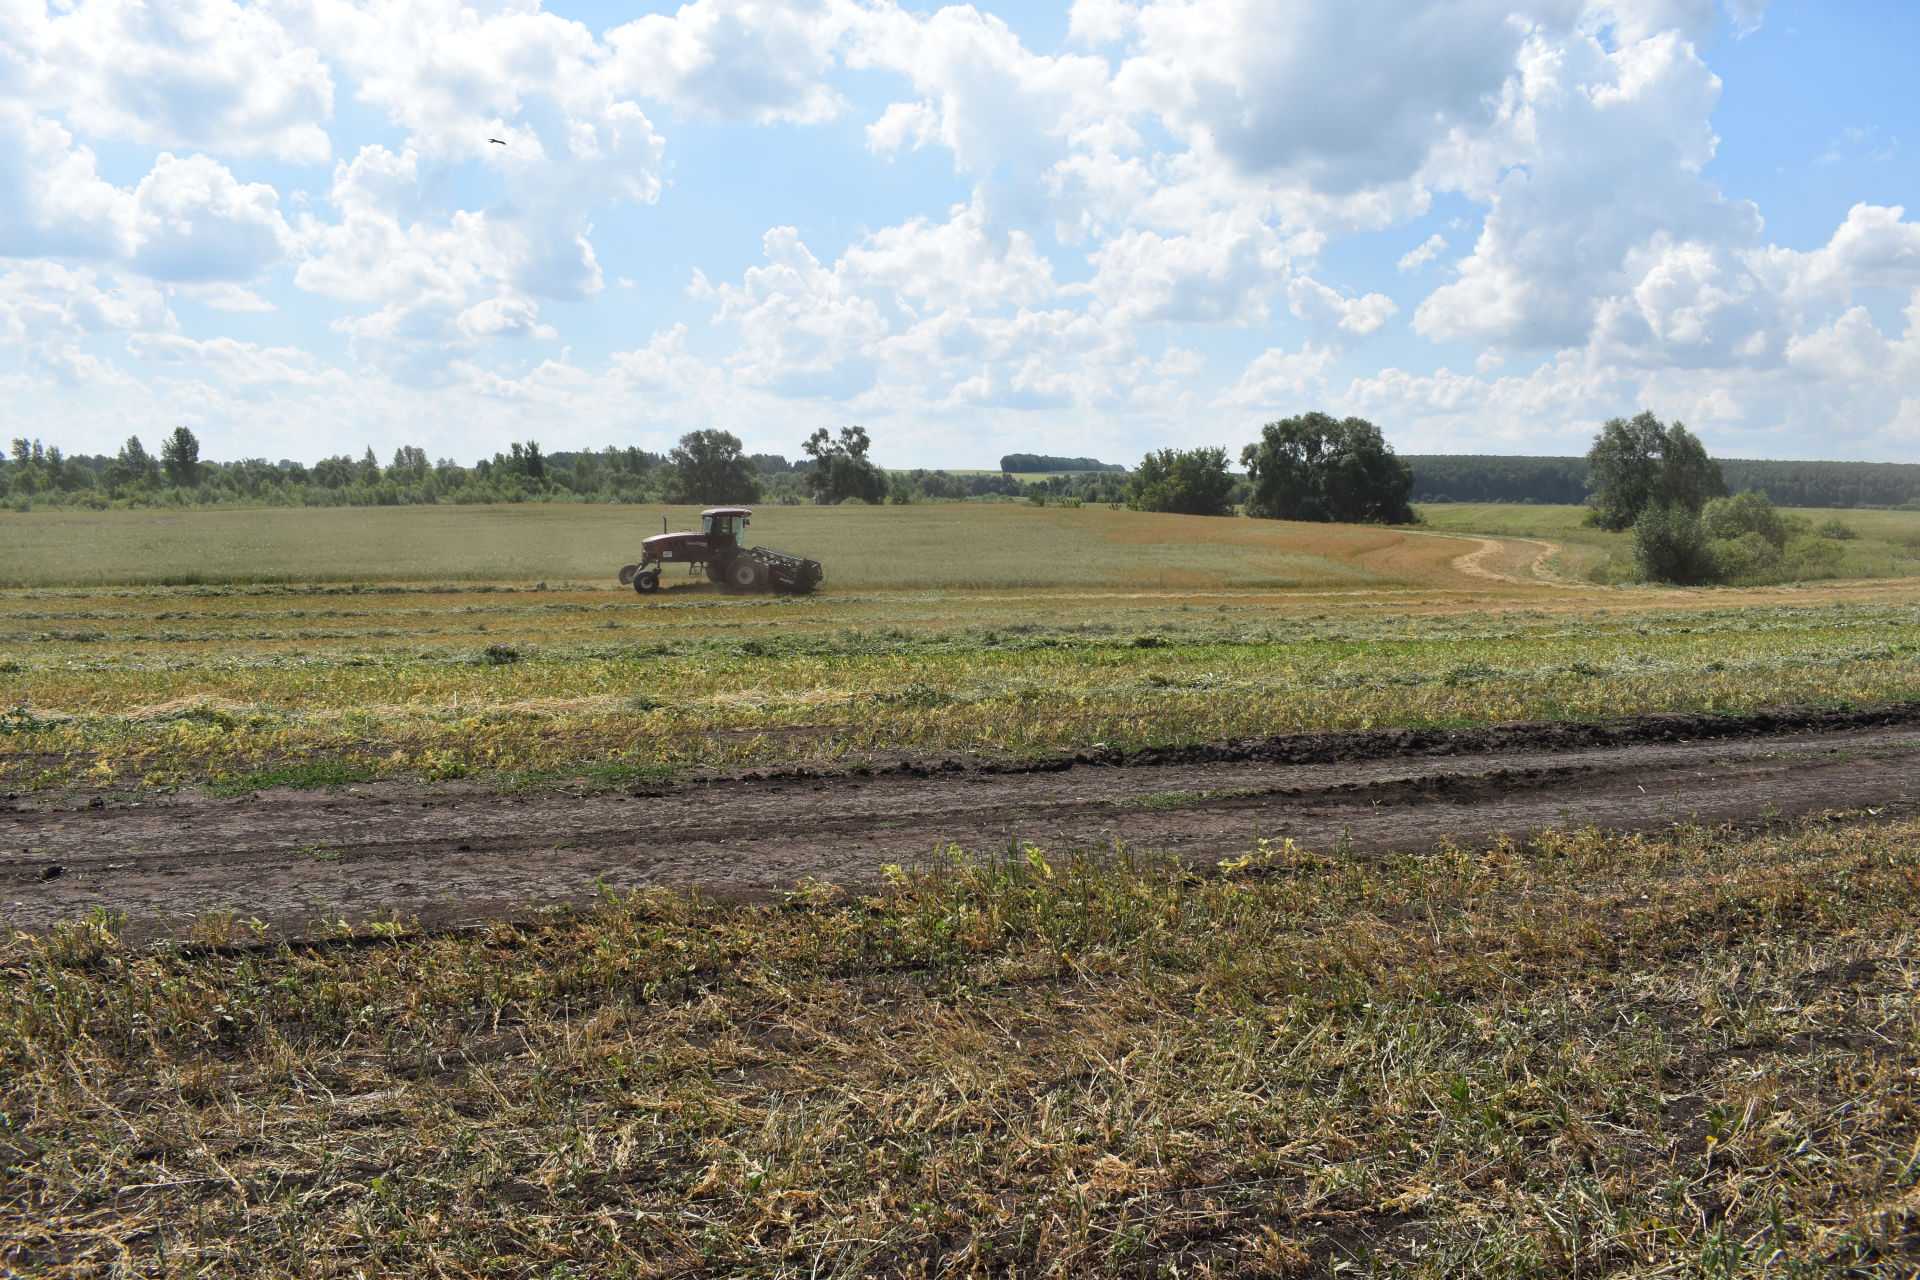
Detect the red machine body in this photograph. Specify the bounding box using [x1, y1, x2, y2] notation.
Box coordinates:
[617, 508, 822, 596]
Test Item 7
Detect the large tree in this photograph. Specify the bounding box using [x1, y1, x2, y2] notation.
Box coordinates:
[1241, 412, 1415, 524]
[116, 435, 160, 486]
[668, 429, 760, 505]
[160, 426, 201, 488]
[1585, 411, 1724, 530]
[802, 425, 885, 504]
[1126, 446, 1235, 516]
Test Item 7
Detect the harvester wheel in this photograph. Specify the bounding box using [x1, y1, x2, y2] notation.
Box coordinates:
[634, 569, 660, 594]
[726, 558, 763, 591]
[618, 563, 639, 586]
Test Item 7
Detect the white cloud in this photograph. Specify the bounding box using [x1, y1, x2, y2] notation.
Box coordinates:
[866, 100, 940, 155]
[1068, 0, 1139, 44]
[178, 282, 276, 312]
[1397, 233, 1448, 272]
[1086, 220, 1289, 325]
[21, 0, 333, 162]
[1220, 343, 1340, 406]
[125, 332, 341, 389]
[1287, 276, 1397, 338]
[130, 153, 292, 283]
[1415, 28, 1753, 352]
[847, 4, 1113, 179]
[1113, 0, 1545, 196]
[606, 0, 853, 124]
[1772, 203, 1920, 297]
[0, 106, 134, 261]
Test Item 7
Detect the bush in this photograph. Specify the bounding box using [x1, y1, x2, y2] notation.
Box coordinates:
[1632, 505, 1716, 584]
[1784, 536, 1846, 578]
[1700, 490, 1788, 548]
[1707, 531, 1782, 581]
[1813, 517, 1857, 540]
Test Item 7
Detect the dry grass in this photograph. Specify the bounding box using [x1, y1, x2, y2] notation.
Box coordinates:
[5, 813, 1920, 1276]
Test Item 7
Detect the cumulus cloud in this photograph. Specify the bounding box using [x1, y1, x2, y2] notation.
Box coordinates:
[1397, 234, 1448, 272]
[0, 106, 135, 261]
[1112, 0, 1544, 196]
[19, 0, 333, 162]
[1415, 28, 1754, 352]
[130, 153, 293, 283]
[606, 0, 853, 124]
[0, 123, 293, 285]
[0, 0, 1909, 465]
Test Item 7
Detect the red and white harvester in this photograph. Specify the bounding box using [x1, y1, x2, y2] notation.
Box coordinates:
[617, 507, 824, 596]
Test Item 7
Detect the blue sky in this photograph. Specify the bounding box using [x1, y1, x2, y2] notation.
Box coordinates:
[2, 0, 1916, 470]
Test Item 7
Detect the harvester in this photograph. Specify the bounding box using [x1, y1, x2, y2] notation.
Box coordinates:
[617, 507, 824, 596]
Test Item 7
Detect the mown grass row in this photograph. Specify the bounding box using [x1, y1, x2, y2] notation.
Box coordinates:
[5, 813, 1918, 1276]
[4, 600, 1918, 792]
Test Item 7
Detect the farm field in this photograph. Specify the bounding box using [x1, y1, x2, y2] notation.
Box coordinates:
[1415, 501, 1920, 583]
[1, 502, 1918, 797]
[0, 501, 1468, 591]
[8, 810, 1920, 1276]
[5, 500, 1920, 1276]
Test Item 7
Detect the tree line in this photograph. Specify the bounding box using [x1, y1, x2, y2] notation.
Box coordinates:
[1408, 453, 1920, 510]
[0, 427, 1099, 511]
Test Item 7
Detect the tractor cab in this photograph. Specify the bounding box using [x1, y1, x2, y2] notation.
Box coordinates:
[701, 507, 752, 551]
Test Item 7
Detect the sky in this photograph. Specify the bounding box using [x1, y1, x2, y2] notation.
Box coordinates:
[2, 0, 1917, 470]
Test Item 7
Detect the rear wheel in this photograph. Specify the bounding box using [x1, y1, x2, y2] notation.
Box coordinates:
[726, 558, 763, 591]
[634, 569, 660, 594]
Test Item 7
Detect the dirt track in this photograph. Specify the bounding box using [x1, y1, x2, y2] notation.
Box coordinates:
[6, 707, 1919, 939]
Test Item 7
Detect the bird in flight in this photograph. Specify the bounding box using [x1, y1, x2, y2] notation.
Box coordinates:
[488, 137, 506, 145]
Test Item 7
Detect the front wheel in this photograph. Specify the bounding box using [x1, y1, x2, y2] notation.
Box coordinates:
[725, 558, 762, 591]
[617, 563, 639, 586]
[634, 569, 660, 594]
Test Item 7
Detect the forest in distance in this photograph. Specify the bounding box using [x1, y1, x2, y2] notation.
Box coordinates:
[4, 430, 1919, 513]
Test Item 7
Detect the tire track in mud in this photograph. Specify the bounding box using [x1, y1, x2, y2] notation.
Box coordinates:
[5, 707, 1919, 939]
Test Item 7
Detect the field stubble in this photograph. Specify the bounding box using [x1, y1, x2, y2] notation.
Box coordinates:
[4, 814, 1919, 1276]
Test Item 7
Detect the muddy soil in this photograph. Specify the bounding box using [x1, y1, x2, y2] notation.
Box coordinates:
[5, 708, 1919, 940]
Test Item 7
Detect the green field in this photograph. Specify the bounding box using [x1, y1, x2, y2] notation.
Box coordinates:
[1, 502, 1464, 591]
[1414, 502, 1920, 583]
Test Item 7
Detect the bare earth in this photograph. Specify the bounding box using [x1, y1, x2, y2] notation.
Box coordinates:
[5, 707, 1918, 940]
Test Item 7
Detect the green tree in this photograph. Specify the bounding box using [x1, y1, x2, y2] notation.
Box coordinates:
[1631, 505, 1716, 584]
[1242, 412, 1415, 524]
[668, 429, 761, 505]
[160, 426, 201, 488]
[1585, 412, 1723, 530]
[117, 435, 160, 485]
[1126, 447, 1235, 516]
[802, 426, 886, 504]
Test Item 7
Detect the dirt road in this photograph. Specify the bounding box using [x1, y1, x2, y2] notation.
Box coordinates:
[5, 707, 1918, 939]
